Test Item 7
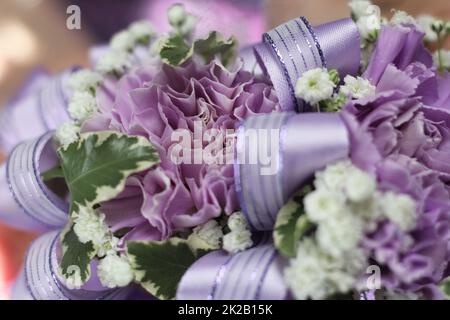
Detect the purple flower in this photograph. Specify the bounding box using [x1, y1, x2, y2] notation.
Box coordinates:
[341, 25, 450, 297]
[90, 59, 280, 240]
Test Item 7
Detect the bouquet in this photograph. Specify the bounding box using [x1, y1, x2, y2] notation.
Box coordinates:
[1, 1, 450, 300]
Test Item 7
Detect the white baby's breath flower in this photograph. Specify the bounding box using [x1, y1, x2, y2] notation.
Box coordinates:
[380, 192, 417, 231]
[97, 254, 134, 288]
[73, 206, 110, 247]
[56, 122, 80, 146]
[350, 1, 381, 40]
[110, 30, 135, 51]
[227, 211, 248, 232]
[223, 229, 253, 254]
[68, 91, 97, 121]
[316, 214, 364, 257]
[168, 4, 187, 26]
[340, 75, 376, 100]
[417, 15, 439, 42]
[97, 236, 120, 258]
[284, 239, 365, 300]
[295, 68, 335, 105]
[96, 50, 131, 75]
[348, 0, 373, 20]
[390, 10, 417, 27]
[193, 220, 223, 249]
[314, 160, 352, 190]
[350, 192, 383, 223]
[129, 20, 154, 42]
[68, 69, 102, 93]
[433, 50, 450, 70]
[356, 14, 381, 39]
[304, 189, 346, 223]
[178, 14, 197, 36]
[344, 167, 376, 202]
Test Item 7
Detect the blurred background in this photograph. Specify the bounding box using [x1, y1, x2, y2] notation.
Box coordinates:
[0, 0, 449, 299]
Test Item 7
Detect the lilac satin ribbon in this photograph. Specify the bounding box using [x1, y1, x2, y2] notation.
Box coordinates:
[0, 68, 75, 153]
[234, 112, 350, 231]
[11, 231, 131, 300]
[177, 235, 288, 300]
[0, 132, 69, 231]
[252, 17, 360, 111]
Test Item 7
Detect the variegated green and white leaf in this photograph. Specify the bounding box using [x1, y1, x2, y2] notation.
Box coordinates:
[159, 34, 193, 66]
[58, 131, 159, 215]
[193, 31, 237, 66]
[59, 223, 96, 286]
[274, 189, 313, 257]
[58, 131, 159, 285]
[127, 237, 211, 300]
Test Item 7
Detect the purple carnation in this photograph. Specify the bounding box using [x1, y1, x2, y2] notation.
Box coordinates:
[85, 59, 280, 242]
[342, 25, 450, 298]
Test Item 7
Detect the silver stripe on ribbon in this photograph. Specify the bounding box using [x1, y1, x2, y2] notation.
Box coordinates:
[2, 132, 68, 230]
[256, 17, 325, 112]
[234, 112, 350, 231]
[177, 234, 289, 300]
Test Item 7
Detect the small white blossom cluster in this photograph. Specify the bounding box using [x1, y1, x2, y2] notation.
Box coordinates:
[390, 10, 417, 28]
[294, 68, 336, 106]
[193, 219, 224, 249]
[294, 68, 376, 110]
[349, 0, 381, 41]
[73, 206, 121, 258]
[168, 4, 197, 36]
[97, 253, 134, 288]
[96, 20, 154, 75]
[72, 206, 134, 288]
[55, 122, 81, 146]
[340, 75, 376, 100]
[222, 212, 253, 254]
[285, 160, 418, 299]
[56, 69, 103, 146]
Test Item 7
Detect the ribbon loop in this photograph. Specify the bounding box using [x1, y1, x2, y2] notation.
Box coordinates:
[234, 112, 350, 231]
[0, 132, 68, 231]
[177, 235, 288, 300]
[11, 231, 130, 300]
[253, 17, 360, 111]
[0, 68, 74, 153]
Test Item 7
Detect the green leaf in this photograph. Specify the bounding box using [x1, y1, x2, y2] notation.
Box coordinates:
[41, 165, 64, 182]
[273, 188, 313, 257]
[193, 31, 237, 66]
[160, 34, 193, 66]
[440, 277, 450, 299]
[59, 224, 96, 284]
[127, 237, 209, 300]
[58, 131, 159, 215]
[58, 131, 159, 286]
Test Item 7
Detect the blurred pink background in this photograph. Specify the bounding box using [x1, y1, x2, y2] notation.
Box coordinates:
[0, 0, 449, 299]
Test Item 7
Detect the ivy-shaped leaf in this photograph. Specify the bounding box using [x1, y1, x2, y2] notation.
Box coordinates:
[58, 131, 159, 285]
[274, 187, 313, 257]
[160, 34, 193, 66]
[127, 237, 211, 300]
[193, 31, 237, 66]
[58, 131, 160, 215]
[59, 224, 96, 285]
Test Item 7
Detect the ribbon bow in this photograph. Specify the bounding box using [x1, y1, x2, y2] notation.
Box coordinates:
[0, 16, 360, 300]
